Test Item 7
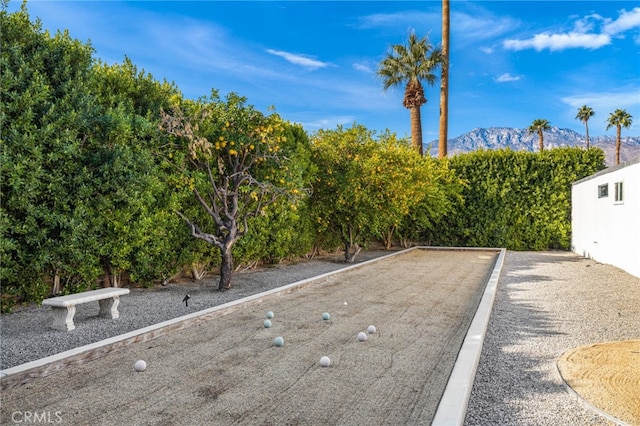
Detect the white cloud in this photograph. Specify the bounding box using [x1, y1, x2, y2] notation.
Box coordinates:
[573, 13, 603, 33]
[561, 89, 640, 111]
[266, 49, 330, 70]
[561, 89, 640, 134]
[504, 32, 611, 51]
[503, 8, 640, 52]
[298, 116, 357, 131]
[479, 46, 494, 54]
[353, 63, 374, 73]
[494, 73, 521, 83]
[603, 7, 640, 35]
[451, 10, 519, 42]
[354, 4, 518, 58]
[355, 11, 438, 29]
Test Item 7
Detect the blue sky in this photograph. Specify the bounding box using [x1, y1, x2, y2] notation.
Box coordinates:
[9, 1, 640, 140]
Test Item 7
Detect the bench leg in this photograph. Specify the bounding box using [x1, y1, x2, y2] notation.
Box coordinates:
[98, 296, 120, 319]
[50, 306, 76, 331]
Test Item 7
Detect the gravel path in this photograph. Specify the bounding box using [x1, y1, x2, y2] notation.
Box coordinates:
[465, 251, 640, 425]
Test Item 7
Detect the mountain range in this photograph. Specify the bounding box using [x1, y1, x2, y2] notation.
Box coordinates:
[427, 127, 640, 166]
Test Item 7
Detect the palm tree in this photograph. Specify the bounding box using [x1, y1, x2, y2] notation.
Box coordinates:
[606, 109, 633, 165]
[438, 0, 450, 159]
[527, 119, 551, 152]
[378, 30, 443, 155]
[575, 105, 595, 149]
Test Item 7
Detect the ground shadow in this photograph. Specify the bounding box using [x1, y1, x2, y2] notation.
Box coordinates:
[464, 251, 606, 425]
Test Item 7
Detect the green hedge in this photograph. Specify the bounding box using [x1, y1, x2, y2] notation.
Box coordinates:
[0, 4, 611, 311]
[431, 148, 606, 250]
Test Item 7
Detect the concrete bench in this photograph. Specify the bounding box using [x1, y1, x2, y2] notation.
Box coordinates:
[41, 288, 130, 331]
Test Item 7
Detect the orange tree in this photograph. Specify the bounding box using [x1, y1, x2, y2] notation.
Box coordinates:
[160, 92, 304, 290]
[362, 133, 441, 249]
[310, 124, 453, 261]
[233, 124, 316, 266]
[393, 157, 463, 247]
[310, 124, 376, 262]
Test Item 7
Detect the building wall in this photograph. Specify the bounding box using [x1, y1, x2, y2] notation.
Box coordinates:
[571, 160, 640, 278]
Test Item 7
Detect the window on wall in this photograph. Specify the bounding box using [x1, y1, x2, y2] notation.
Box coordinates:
[598, 184, 608, 198]
[614, 181, 623, 202]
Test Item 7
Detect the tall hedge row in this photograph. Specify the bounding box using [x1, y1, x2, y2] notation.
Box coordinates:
[1, 5, 611, 311]
[430, 148, 606, 250]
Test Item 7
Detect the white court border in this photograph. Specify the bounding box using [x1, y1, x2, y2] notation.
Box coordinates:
[432, 247, 506, 425]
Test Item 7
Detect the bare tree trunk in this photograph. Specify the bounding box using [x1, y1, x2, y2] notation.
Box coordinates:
[162, 270, 183, 286]
[191, 264, 208, 280]
[52, 270, 61, 295]
[306, 245, 321, 259]
[104, 263, 120, 287]
[438, 0, 450, 159]
[400, 238, 412, 248]
[384, 226, 394, 250]
[219, 247, 233, 290]
[344, 241, 361, 263]
[410, 106, 424, 156]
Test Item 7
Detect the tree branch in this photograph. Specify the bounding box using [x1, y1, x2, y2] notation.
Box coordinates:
[175, 210, 223, 249]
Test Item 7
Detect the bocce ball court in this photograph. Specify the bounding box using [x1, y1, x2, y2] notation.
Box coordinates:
[0, 248, 500, 425]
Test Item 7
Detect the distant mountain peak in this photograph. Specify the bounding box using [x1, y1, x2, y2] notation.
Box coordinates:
[428, 127, 640, 165]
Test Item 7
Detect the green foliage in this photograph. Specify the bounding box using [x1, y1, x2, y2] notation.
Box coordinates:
[160, 92, 313, 288]
[1, 3, 185, 308]
[398, 157, 464, 245]
[362, 132, 462, 248]
[234, 122, 316, 265]
[0, 2, 614, 311]
[1, 3, 101, 308]
[71, 57, 186, 287]
[309, 124, 457, 260]
[310, 124, 378, 260]
[432, 148, 606, 250]
[92, 57, 179, 119]
[234, 197, 315, 266]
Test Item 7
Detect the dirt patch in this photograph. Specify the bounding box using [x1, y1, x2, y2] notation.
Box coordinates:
[0, 249, 497, 425]
[558, 340, 640, 425]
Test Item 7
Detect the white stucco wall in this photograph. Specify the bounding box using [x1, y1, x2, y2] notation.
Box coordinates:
[572, 160, 640, 278]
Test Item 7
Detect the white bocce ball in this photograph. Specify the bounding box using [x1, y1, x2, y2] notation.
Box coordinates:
[367, 325, 377, 334]
[320, 356, 331, 367]
[134, 360, 147, 372]
[357, 332, 368, 342]
[264, 319, 272, 328]
[266, 311, 274, 319]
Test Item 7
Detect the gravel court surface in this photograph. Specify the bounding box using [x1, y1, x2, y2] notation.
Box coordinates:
[0, 249, 497, 425]
[0, 251, 395, 370]
[464, 251, 640, 426]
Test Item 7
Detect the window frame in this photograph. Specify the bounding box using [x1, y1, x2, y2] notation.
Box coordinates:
[614, 181, 623, 203]
[598, 183, 609, 198]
